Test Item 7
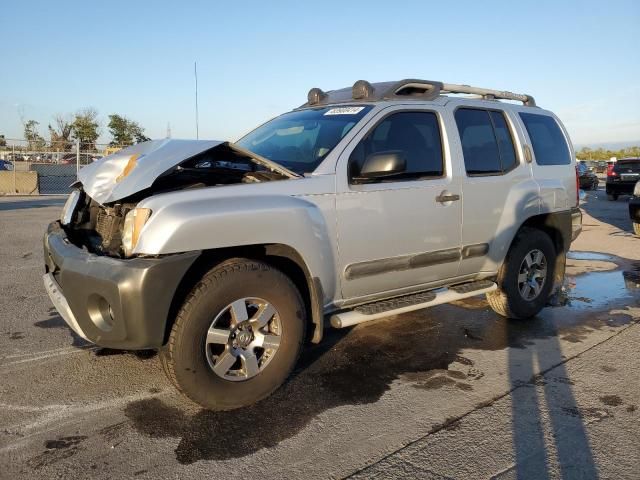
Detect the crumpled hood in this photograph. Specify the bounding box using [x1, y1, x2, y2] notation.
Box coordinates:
[78, 139, 298, 204]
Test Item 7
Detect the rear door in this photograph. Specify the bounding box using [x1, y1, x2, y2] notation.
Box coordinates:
[454, 106, 537, 276]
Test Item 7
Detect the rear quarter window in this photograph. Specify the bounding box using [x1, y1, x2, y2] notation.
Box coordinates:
[519, 113, 571, 166]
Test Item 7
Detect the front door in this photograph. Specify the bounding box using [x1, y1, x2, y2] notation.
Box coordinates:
[335, 107, 462, 300]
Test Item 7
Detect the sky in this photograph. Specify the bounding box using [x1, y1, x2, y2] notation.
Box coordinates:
[1, 0, 639, 148]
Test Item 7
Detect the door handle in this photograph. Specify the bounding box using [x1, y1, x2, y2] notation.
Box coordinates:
[436, 192, 460, 203]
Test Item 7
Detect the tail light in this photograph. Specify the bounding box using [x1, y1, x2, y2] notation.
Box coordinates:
[607, 163, 617, 177]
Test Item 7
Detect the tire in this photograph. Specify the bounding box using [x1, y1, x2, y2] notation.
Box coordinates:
[160, 258, 306, 410]
[607, 193, 618, 201]
[486, 228, 556, 319]
[634, 222, 640, 236]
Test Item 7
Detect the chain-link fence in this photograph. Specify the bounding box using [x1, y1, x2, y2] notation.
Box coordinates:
[0, 139, 128, 195]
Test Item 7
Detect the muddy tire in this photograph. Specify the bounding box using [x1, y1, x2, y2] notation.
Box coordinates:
[634, 222, 640, 236]
[160, 258, 306, 410]
[607, 193, 618, 201]
[486, 228, 556, 320]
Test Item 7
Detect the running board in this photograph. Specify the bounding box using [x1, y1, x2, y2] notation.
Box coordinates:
[330, 280, 497, 328]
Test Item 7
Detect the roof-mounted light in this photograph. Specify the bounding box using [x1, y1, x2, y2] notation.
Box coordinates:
[352, 80, 374, 100]
[307, 88, 326, 105]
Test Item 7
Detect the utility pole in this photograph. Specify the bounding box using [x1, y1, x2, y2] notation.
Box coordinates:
[194, 62, 199, 140]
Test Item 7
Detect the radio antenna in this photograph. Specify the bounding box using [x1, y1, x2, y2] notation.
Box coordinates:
[194, 61, 199, 139]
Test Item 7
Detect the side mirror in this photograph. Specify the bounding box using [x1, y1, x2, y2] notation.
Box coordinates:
[356, 151, 406, 182]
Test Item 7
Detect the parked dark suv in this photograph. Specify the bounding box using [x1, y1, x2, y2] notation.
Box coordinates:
[606, 158, 640, 200]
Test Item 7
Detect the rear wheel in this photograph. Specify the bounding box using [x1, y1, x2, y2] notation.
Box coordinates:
[487, 228, 556, 319]
[160, 259, 306, 410]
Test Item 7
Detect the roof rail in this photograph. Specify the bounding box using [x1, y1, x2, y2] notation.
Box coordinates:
[440, 82, 536, 107]
[303, 79, 536, 107]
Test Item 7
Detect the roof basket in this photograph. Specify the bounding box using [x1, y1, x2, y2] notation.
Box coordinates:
[304, 79, 536, 107]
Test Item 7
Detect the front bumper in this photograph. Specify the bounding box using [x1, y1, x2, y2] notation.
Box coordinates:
[43, 221, 200, 349]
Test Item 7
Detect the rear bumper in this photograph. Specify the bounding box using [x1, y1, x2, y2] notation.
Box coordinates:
[606, 181, 636, 195]
[43, 221, 200, 349]
[630, 197, 640, 223]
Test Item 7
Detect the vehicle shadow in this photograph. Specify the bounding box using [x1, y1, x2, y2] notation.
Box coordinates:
[580, 188, 633, 233]
[121, 260, 638, 467]
[509, 321, 599, 479]
[34, 308, 90, 348]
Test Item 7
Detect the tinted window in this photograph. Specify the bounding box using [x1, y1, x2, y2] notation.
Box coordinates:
[519, 113, 571, 165]
[613, 160, 640, 173]
[489, 111, 517, 171]
[349, 111, 443, 181]
[455, 109, 501, 174]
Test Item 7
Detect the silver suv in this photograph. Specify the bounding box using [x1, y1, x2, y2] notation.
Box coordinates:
[44, 79, 582, 409]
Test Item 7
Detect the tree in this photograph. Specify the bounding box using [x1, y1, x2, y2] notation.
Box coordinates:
[107, 114, 150, 146]
[0, 135, 6, 147]
[72, 108, 100, 151]
[23, 120, 46, 151]
[48, 114, 74, 152]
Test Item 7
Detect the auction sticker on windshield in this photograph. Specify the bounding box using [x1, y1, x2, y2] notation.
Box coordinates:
[324, 107, 365, 115]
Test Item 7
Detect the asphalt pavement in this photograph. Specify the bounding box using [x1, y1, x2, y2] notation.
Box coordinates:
[0, 190, 638, 479]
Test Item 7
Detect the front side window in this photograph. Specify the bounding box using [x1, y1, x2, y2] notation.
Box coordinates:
[349, 111, 444, 181]
[237, 105, 372, 175]
[519, 113, 571, 166]
[454, 108, 517, 175]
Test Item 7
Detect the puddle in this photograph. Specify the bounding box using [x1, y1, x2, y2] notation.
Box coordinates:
[567, 251, 616, 262]
[562, 270, 635, 310]
[120, 253, 640, 464]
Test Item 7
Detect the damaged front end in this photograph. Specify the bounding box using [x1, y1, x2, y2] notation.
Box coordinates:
[63, 139, 297, 258]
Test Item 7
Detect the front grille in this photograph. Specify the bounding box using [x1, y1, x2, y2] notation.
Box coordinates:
[94, 207, 125, 252]
[96, 209, 118, 242]
[66, 192, 129, 257]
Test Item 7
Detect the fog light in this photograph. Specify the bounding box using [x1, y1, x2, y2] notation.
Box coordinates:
[87, 295, 114, 332]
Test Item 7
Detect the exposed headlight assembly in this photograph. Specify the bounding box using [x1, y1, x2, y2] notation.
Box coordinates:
[634, 180, 640, 197]
[60, 189, 81, 225]
[121, 208, 152, 257]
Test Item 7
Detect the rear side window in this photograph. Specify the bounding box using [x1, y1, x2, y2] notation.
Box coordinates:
[349, 111, 444, 181]
[519, 113, 571, 165]
[454, 108, 517, 175]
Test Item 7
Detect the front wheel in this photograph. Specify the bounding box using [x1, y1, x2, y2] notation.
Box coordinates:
[487, 228, 556, 319]
[160, 259, 306, 410]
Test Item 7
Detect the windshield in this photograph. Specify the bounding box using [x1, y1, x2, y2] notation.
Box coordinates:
[237, 105, 372, 174]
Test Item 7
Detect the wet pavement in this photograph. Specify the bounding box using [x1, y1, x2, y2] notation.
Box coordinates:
[1, 190, 639, 479]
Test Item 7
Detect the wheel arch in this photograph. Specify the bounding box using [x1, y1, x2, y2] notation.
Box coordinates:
[513, 210, 572, 293]
[163, 243, 325, 346]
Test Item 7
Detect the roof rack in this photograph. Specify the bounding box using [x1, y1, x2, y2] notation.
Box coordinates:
[303, 79, 536, 107]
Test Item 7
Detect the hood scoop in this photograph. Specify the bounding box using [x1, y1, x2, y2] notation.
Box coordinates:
[78, 139, 299, 205]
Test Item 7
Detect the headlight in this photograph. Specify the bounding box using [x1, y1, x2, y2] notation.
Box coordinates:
[634, 181, 640, 197]
[121, 208, 152, 256]
[60, 190, 81, 225]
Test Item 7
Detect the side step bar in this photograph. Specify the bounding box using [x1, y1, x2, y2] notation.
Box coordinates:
[330, 280, 497, 328]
